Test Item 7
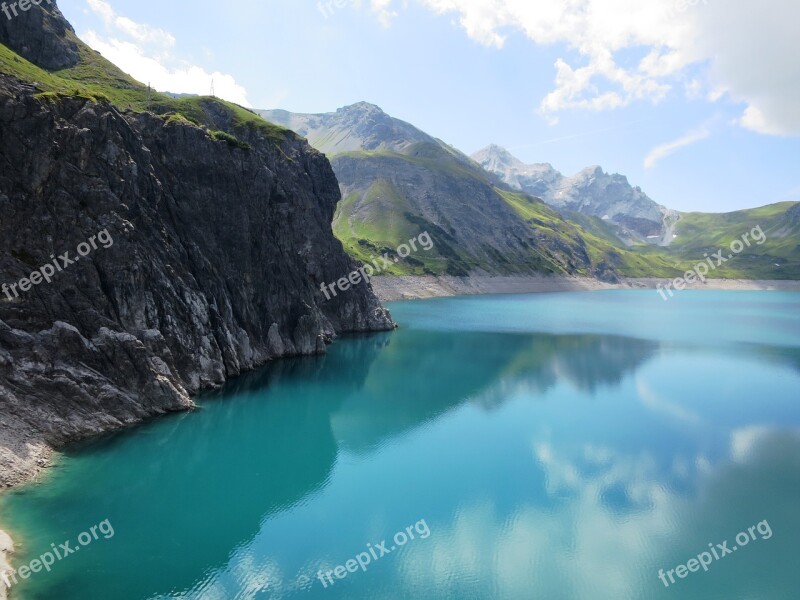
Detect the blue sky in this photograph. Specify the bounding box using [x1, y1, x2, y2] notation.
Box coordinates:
[58, 0, 800, 213]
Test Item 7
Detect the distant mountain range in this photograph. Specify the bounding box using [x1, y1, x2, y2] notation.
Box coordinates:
[260, 103, 800, 281]
[472, 145, 680, 244]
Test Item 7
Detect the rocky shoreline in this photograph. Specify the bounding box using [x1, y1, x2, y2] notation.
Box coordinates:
[370, 274, 800, 301]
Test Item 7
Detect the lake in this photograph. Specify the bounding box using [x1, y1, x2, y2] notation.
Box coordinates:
[2, 290, 799, 599]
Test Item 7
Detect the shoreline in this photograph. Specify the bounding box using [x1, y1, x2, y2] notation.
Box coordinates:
[3, 273, 800, 596]
[0, 530, 11, 600]
[370, 274, 800, 301]
[0, 425, 53, 599]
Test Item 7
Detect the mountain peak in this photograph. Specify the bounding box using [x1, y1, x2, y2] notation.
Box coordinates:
[474, 144, 518, 164]
[477, 150, 668, 241]
[258, 103, 437, 155]
[472, 145, 556, 172]
[575, 165, 605, 178]
[338, 101, 385, 114]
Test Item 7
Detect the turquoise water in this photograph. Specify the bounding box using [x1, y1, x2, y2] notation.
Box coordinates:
[2, 290, 800, 599]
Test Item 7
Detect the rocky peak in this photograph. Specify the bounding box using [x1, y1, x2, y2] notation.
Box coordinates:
[473, 145, 556, 176]
[474, 145, 669, 242]
[472, 144, 523, 171]
[259, 102, 436, 155]
[337, 101, 385, 116]
[0, 0, 79, 70]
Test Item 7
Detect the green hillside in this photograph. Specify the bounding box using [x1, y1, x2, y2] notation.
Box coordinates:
[332, 179, 454, 276]
[664, 202, 800, 279]
[329, 147, 612, 278]
[498, 189, 686, 279]
[1, 32, 290, 145]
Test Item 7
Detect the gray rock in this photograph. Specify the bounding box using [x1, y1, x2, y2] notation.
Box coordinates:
[0, 0, 78, 70]
[0, 76, 393, 486]
[472, 145, 679, 243]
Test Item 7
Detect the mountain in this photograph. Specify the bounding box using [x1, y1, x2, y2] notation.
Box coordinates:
[0, 1, 392, 490]
[262, 104, 800, 281]
[261, 104, 630, 279]
[263, 102, 440, 155]
[472, 145, 679, 244]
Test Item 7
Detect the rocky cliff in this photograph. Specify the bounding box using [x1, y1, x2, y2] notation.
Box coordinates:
[0, 7, 393, 491]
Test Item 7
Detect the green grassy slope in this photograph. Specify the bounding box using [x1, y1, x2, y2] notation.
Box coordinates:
[672, 202, 795, 251]
[497, 189, 686, 278]
[330, 149, 607, 277]
[543, 201, 799, 280]
[332, 180, 450, 276]
[1, 33, 290, 144]
[663, 202, 800, 279]
[332, 176, 478, 277]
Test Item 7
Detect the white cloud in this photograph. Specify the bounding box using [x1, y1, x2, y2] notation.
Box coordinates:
[369, 0, 400, 26]
[692, 0, 800, 136]
[87, 0, 175, 47]
[644, 127, 710, 169]
[82, 32, 251, 107]
[636, 378, 702, 422]
[383, 0, 800, 136]
[82, 0, 251, 107]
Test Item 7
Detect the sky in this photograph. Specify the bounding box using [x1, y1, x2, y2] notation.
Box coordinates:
[57, 0, 800, 213]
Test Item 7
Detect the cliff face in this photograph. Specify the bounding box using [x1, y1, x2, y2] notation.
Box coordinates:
[0, 0, 78, 69]
[0, 75, 392, 486]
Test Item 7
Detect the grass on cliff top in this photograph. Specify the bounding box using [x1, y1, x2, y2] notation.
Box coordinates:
[0, 36, 290, 145]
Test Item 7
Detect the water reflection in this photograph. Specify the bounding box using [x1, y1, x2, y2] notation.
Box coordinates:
[392, 427, 800, 600]
[2, 300, 799, 600]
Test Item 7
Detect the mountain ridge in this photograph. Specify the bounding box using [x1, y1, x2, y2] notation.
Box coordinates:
[262, 105, 629, 280]
[261, 102, 800, 281]
[472, 144, 679, 244]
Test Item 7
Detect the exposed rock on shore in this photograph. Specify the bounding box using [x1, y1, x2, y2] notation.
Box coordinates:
[0, 75, 393, 487]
